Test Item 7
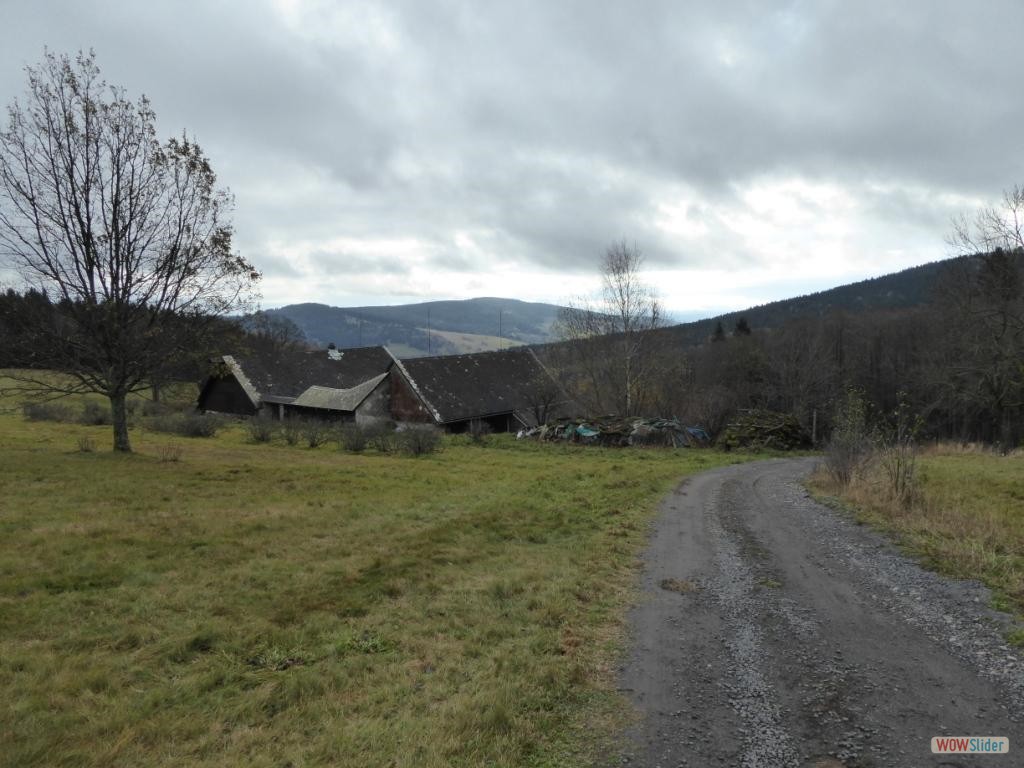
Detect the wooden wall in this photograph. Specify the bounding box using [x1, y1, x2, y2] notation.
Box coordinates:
[199, 375, 257, 416]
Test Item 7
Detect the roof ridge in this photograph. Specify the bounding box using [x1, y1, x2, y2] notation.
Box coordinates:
[222, 355, 261, 406]
[390, 356, 443, 422]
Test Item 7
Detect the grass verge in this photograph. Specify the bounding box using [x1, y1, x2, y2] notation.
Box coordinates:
[0, 390, 754, 767]
[808, 444, 1024, 644]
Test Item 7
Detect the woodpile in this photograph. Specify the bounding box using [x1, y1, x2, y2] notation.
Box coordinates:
[716, 409, 810, 451]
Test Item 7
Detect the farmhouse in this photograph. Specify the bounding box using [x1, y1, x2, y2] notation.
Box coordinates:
[198, 346, 395, 425]
[198, 345, 573, 432]
[393, 348, 569, 432]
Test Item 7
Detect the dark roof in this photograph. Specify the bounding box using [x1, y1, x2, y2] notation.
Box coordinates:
[224, 346, 395, 399]
[396, 347, 567, 424]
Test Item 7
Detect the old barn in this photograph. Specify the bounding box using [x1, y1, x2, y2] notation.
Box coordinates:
[199, 345, 573, 432]
[394, 348, 568, 432]
[199, 346, 395, 424]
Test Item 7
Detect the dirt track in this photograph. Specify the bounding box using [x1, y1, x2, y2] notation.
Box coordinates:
[618, 458, 1023, 768]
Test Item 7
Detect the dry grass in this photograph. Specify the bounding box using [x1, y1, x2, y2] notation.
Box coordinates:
[659, 578, 699, 594]
[810, 444, 1024, 640]
[0, 374, 758, 767]
[921, 441, 1024, 458]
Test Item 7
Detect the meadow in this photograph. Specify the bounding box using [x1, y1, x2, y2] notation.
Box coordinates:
[0, 382, 752, 767]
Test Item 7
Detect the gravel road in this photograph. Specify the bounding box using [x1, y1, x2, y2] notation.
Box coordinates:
[618, 458, 1023, 768]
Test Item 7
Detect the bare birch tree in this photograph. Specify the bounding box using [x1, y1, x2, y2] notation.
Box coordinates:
[0, 51, 260, 451]
[555, 241, 663, 415]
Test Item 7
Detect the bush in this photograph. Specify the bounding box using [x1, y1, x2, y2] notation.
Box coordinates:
[246, 415, 278, 443]
[22, 401, 74, 422]
[79, 401, 112, 425]
[140, 399, 174, 418]
[365, 422, 397, 454]
[179, 413, 223, 437]
[825, 389, 873, 487]
[281, 418, 303, 446]
[147, 411, 222, 438]
[301, 418, 332, 448]
[875, 393, 921, 506]
[339, 424, 368, 453]
[158, 444, 183, 462]
[398, 425, 442, 456]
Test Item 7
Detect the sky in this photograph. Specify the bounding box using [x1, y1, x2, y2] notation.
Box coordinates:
[1, 0, 1022, 320]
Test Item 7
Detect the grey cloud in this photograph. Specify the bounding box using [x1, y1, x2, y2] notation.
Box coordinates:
[252, 252, 304, 279]
[2, 0, 1021, 293]
[306, 250, 409, 276]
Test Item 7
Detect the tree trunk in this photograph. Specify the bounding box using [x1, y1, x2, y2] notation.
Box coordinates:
[999, 409, 1014, 453]
[151, 381, 161, 403]
[110, 393, 132, 452]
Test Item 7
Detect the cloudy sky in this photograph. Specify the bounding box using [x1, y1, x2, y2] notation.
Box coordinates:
[1, 1, 1021, 319]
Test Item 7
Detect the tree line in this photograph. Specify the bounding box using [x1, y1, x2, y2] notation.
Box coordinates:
[545, 245, 1023, 448]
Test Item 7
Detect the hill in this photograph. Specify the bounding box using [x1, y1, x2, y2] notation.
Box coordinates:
[265, 297, 563, 357]
[654, 256, 966, 346]
[263, 256, 971, 357]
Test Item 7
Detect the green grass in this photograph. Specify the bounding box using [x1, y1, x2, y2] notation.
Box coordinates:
[0, 382, 755, 767]
[810, 445, 1024, 643]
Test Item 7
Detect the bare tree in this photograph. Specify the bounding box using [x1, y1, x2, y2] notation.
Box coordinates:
[555, 241, 663, 415]
[0, 51, 259, 451]
[768, 315, 837, 434]
[950, 185, 1024, 254]
[240, 310, 308, 355]
[945, 188, 1024, 447]
[523, 370, 564, 426]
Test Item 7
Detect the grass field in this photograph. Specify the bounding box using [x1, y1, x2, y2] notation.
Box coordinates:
[810, 444, 1024, 643]
[0, 384, 754, 767]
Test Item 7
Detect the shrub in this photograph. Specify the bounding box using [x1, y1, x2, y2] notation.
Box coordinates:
[181, 413, 222, 437]
[365, 422, 397, 454]
[79, 401, 112, 426]
[158, 444, 183, 463]
[140, 399, 174, 418]
[875, 393, 921, 506]
[22, 401, 74, 422]
[281, 418, 303, 446]
[398, 425, 442, 456]
[339, 424, 368, 453]
[147, 411, 222, 438]
[246, 415, 278, 443]
[825, 389, 873, 487]
[301, 418, 332, 448]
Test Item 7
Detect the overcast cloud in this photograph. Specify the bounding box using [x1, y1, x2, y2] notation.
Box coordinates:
[1, 0, 1021, 316]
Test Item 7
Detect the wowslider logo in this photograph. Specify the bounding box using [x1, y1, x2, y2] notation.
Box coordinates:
[931, 736, 1009, 754]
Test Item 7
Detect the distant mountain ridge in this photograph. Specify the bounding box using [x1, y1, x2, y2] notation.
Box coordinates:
[266, 297, 564, 357]
[266, 256, 968, 357]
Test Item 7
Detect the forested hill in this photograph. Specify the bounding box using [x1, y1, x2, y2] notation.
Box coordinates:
[263, 257, 964, 356]
[1, 256, 972, 364]
[658, 256, 966, 346]
[265, 297, 563, 357]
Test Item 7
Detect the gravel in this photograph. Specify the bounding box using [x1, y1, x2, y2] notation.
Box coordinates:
[617, 458, 1023, 768]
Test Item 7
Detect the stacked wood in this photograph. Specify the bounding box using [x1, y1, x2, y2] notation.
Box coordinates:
[716, 409, 810, 451]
